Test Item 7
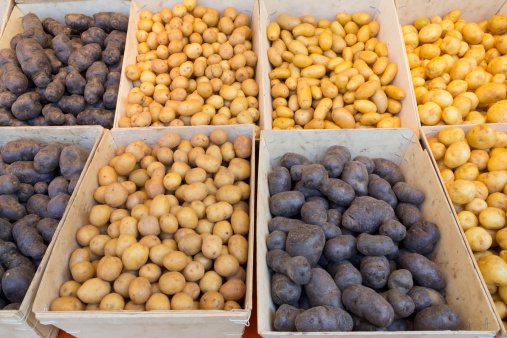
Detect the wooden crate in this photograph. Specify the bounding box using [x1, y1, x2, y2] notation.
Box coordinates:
[396, 0, 507, 26]
[256, 128, 499, 337]
[33, 125, 255, 338]
[0, 0, 131, 126]
[0, 0, 14, 39]
[113, 0, 263, 135]
[0, 126, 104, 338]
[258, 0, 420, 133]
[396, 0, 507, 130]
[421, 124, 507, 336]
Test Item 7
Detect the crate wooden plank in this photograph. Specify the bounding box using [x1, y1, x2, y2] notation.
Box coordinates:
[0, 126, 104, 338]
[421, 124, 507, 336]
[33, 125, 255, 338]
[256, 129, 499, 337]
[0, 0, 14, 39]
[258, 0, 419, 133]
[114, 0, 262, 136]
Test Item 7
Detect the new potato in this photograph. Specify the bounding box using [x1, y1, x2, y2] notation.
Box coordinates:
[53, 128, 251, 312]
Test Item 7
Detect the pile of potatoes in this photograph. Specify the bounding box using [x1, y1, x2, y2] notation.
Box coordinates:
[428, 124, 507, 324]
[267, 149, 459, 331]
[403, 10, 507, 126]
[120, 0, 260, 137]
[49, 128, 252, 311]
[266, 12, 406, 130]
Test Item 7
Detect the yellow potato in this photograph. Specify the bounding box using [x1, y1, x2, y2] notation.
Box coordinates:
[77, 278, 111, 304]
[478, 255, 507, 285]
[50, 296, 85, 311]
[465, 227, 492, 251]
[479, 207, 506, 230]
[447, 179, 476, 204]
[444, 141, 470, 168]
[458, 210, 478, 231]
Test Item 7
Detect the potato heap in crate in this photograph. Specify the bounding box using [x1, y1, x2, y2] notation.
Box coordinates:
[266, 148, 459, 332]
[0, 12, 128, 128]
[0, 138, 89, 310]
[121, 0, 260, 137]
[429, 124, 507, 323]
[266, 12, 406, 130]
[403, 10, 507, 125]
[50, 129, 251, 311]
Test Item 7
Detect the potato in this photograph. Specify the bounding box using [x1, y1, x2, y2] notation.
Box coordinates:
[414, 305, 460, 330]
[200, 291, 224, 310]
[129, 277, 152, 304]
[214, 254, 240, 277]
[146, 293, 171, 310]
[96, 256, 122, 282]
[50, 296, 85, 311]
[295, 306, 353, 332]
[59, 281, 82, 298]
[100, 293, 125, 311]
[465, 227, 492, 251]
[77, 278, 111, 304]
[122, 243, 149, 270]
[114, 273, 137, 298]
[159, 271, 186, 295]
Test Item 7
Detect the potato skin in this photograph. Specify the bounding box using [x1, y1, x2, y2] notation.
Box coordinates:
[286, 223, 325, 267]
[414, 304, 460, 330]
[267, 230, 286, 251]
[360, 256, 390, 289]
[393, 182, 425, 205]
[0, 174, 20, 195]
[323, 235, 357, 262]
[6, 161, 55, 185]
[395, 203, 424, 228]
[34, 142, 65, 174]
[333, 262, 362, 292]
[379, 220, 406, 242]
[383, 288, 415, 318]
[368, 176, 398, 209]
[60, 145, 88, 180]
[1, 138, 44, 164]
[301, 164, 328, 190]
[408, 286, 445, 312]
[341, 161, 368, 196]
[403, 220, 440, 255]
[268, 166, 291, 196]
[342, 284, 395, 328]
[301, 201, 327, 225]
[271, 273, 301, 306]
[0, 195, 27, 221]
[305, 268, 343, 308]
[319, 178, 355, 207]
[269, 191, 305, 217]
[280, 153, 311, 170]
[372, 158, 405, 186]
[323, 146, 351, 178]
[295, 306, 353, 332]
[342, 196, 395, 233]
[268, 217, 304, 234]
[353, 156, 375, 174]
[398, 251, 446, 290]
[356, 233, 396, 256]
[274, 304, 302, 331]
[388, 269, 413, 294]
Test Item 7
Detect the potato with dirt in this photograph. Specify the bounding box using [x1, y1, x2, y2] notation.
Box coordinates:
[295, 306, 353, 332]
[342, 284, 395, 328]
[286, 224, 325, 267]
[342, 196, 395, 233]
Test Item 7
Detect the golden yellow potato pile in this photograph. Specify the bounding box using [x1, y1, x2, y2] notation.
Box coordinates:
[267, 12, 406, 130]
[403, 10, 507, 125]
[429, 124, 507, 321]
[121, 0, 260, 136]
[50, 129, 252, 312]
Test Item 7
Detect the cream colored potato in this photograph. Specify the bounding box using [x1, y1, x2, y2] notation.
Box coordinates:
[465, 227, 492, 251]
[478, 255, 507, 285]
[447, 179, 476, 204]
[458, 210, 478, 231]
[444, 141, 470, 168]
[479, 207, 506, 230]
